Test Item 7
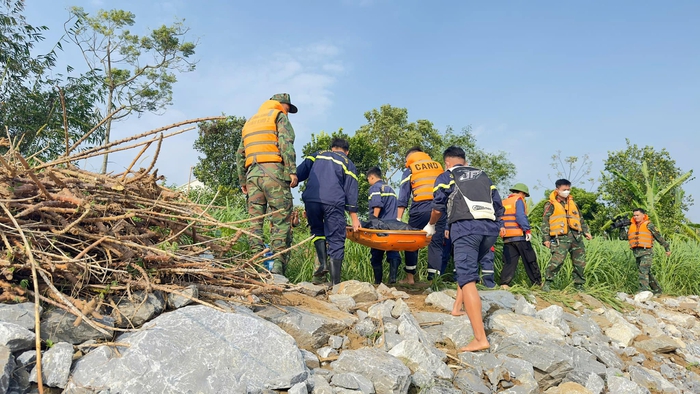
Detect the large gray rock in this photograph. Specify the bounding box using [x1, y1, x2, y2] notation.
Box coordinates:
[64, 306, 308, 393]
[388, 340, 452, 386]
[296, 282, 327, 297]
[391, 299, 411, 319]
[655, 308, 697, 329]
[331, 348, 411, 394]
[563, 313, 602, 336]
[40, 309, 114, 345]
[0, 322, 35, 352]
[606, 375, 649, 394]
[0, 345, 14, 394]
[333, 280, 378, 303]
[581, 340, 624, 369]
[566, 347, 606, 381]
[628, 365, 680, 394]
[480, 290, 517, 314]
[289, 381, 309, 394]
[301, 349, 320, 369]
[328, 294, 356, 312]
[368, 300, 396, 321]
[111, 291, 165, 328]
[536, 305, 570, 335]
[584, 372, 605, 394]
[497, 354, 539, 393]
[29, 342, 73, 388]
[513, 297, 536, 317]
[494, 339, 573, 391]
[397, 313, 445, 360]
[257, 304, 352, 349]
[165, 285, 198, 309]
[487, 311, 566, 345]
[634, 336, 680, 354]
[331, 372, 375, 393]
[453, 370, 490, 394]
[0, 303, 41, 331]
[418, 380, 462, 394]
[424, 291, 455, 312]
[311, 374, 333, 394]
[414, 312, 473, 349]
[353, 318, 379, 338]
[605, 323, 638, 347]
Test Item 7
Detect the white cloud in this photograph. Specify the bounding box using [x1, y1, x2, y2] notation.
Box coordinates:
[93, 42, 345, 187]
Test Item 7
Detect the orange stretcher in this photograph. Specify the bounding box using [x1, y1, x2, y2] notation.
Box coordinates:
[346, 227, 432, 252]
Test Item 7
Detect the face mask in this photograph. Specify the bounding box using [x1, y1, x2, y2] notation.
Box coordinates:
[558, 190, 571, 198]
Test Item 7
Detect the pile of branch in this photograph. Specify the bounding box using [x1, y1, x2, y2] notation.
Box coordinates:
[0, 117, 289, 313]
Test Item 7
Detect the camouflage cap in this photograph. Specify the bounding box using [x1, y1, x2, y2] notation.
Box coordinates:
[270, 93, 298, 114]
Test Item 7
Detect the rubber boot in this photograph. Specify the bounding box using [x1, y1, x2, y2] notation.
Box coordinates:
[388, 259, 400, 284]
[329, 258, 343, 285]
[312, 239, 328, 278]
[373, 266, 383, 285]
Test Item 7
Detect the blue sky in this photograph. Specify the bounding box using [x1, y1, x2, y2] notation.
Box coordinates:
[25, 1, 700, 220]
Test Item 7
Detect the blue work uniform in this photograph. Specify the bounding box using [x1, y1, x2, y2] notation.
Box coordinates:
[368, 180, 400, 268]
[442, 231, 496, 287]
[432, 165, 504, 287]
[397, 168, 446, 277]
[297, 150, 359, 261]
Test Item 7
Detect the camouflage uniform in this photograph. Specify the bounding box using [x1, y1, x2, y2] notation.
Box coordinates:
[542, 201, 590, 286]
[621, 221, 669, 292]
[236, 95, 297, 273]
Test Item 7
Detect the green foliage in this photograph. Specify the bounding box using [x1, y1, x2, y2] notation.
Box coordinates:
[0, 0, 104, 160]
[528, 187, 609, 235]
[599, 139, 694, 232]
[440, 125, 517, 190]
[355, 105, 443, 181]
[192, 115, 246, 190]
[66, 6, 197, 173]
[301, 129, 380, 216]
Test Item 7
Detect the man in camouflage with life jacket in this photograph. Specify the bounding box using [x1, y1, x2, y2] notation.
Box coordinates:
[621, 208, 671, 293]
[236, 93, 298, 275]
[541, 179, 592, 291]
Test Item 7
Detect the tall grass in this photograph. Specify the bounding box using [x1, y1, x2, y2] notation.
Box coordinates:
[194, 189, 700, 296]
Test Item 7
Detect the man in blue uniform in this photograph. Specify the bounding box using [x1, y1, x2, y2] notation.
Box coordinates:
[297, 138, 361, 285]
[426, 146, 504, 352]
[366, 166, 401, 284]
[397, 147, 446, 283]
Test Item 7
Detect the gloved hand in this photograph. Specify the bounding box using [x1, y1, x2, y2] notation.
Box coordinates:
[423, 223, 436, 237]
[525, 231, 532, 242]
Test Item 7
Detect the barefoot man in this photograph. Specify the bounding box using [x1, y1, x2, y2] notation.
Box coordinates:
[425, 146, 504, 352]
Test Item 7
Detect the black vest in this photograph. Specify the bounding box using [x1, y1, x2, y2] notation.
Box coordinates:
[447, 166, 496, 224]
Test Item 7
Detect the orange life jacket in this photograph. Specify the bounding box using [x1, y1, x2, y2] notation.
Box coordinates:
[501, 194, 527, 237]
[547, 190, 582, 236]
[241, 100, 286, 168]
[406, 152, 443, 202]
[628, 216, 653, 249]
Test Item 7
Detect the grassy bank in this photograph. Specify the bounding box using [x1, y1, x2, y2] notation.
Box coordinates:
[199, 191, 700, 296]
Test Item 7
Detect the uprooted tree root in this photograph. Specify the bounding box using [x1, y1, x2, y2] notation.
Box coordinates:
[0, 117, 302, 350]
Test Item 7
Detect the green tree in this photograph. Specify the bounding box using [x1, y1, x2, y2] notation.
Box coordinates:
[301, 129, 380, 216]
[440, 125, 517, 189]
[192, 116, 246, 190]
[606, 160, 693, 239]
[528, 187, 609, 236]
[0, 0, 103, 160]
[66, 7, 197, 173]
[355, 105, 442, 181]
[599, 139, 693, 232]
